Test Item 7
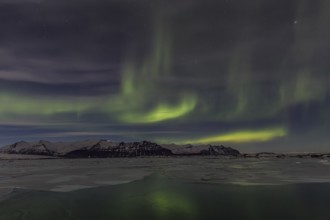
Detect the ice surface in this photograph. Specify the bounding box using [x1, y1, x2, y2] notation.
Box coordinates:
[0, 157, 330, 199]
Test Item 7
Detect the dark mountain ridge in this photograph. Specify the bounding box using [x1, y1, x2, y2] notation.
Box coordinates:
[0, 140, 241, 158]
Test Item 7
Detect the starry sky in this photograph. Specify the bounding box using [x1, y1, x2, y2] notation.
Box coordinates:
[0, 0, 330, 152]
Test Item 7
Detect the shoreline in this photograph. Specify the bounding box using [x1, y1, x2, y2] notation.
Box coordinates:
[1, 152, 330, 160]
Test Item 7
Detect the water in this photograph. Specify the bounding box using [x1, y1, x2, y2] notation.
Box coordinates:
[1, 158, 330, 219]
[1, 174, 330, 220]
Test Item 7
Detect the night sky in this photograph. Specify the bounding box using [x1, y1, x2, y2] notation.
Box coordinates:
[0, 0, 329, 152]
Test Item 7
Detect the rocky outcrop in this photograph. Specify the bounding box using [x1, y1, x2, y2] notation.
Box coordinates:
[0, 140, 240, 158]
[162, 144, 240, 156]
[201, 145, 240, 156]
[3, 141, 55, 156]
[65, 141, 173, 158]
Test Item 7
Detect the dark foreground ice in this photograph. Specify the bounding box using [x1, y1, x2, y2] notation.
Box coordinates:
[0, 158, 330, 219]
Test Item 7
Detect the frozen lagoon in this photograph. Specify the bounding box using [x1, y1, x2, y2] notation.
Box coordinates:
[1, 157, 330, 219]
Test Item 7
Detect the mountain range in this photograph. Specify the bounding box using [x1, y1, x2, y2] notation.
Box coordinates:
[0, 140, 241, 158]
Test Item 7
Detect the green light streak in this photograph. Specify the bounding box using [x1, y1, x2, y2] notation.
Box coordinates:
[279, 71, 326, 107]
[0, 15, 197, 125]
[0, 93, 93, 117]
[121, 62, 136, 95]
[119, 95, 197, 123]
[187, 127, 288, 144]
[106, 16, 197, 124]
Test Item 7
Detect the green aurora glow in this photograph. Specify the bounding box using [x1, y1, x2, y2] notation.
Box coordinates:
[0, 0, 329, 150]
[187, 128, 288, 144]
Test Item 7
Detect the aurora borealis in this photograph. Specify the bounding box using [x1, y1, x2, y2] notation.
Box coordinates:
[0, 0, 329, 151]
